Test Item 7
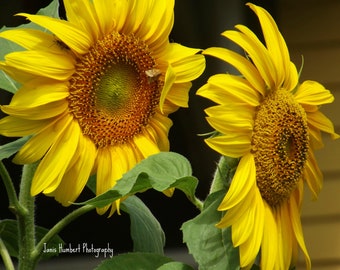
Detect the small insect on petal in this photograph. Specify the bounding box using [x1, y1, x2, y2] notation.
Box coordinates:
[53, 35, 71, 51]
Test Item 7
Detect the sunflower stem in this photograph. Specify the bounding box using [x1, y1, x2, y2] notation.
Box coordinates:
[191, 196, 203, 212]
[32, 204, 95, 262]
[209, 156, 238, 194]
[0, 161, 22, 214]
[0, 238, 15, 270]
[17, 163, 38, 270]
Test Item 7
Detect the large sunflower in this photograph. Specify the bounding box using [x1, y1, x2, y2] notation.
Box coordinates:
[0, 0, 205, 215]
[197, 3, 338, 269]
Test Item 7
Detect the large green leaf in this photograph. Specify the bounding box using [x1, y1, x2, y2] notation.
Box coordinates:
[79, 152, 198, 209]
[95, 252, 194, 270]
[181, 190, 240, 270]
[157, 262, 194, 270]
[120, 196, 165, 255]
[0, 219, 64, 260]
[0, 70, 21, 94]
[94, 252, 173, 270]
[0, 136, 29, 161]
[36, 0, 59, 18]
[0, 0, 60, 93]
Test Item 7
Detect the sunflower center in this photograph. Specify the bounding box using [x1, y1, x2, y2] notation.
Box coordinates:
[251, 89, 309, 207]
[67, 32, 162, 148]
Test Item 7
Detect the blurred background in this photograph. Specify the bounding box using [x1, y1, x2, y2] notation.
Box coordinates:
[0, 0, 339, 269]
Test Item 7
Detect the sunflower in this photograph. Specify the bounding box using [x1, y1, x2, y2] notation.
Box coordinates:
[0, 0, 205, 215]
[197, 3, 339, 269]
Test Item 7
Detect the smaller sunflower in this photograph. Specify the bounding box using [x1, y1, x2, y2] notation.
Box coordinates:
[197, 3, 339, 269]
[0, 0, 205, 215]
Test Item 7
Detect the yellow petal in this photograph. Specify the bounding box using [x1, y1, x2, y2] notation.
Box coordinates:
[261, 202, 278, 270]
[108, 199, 123, 217]
[96, 146, 131, 215]
[170, 54, 205, 84]
[18, 13, 92, 55]
[10, 79, 69, 107]
[0, 28, 66, 54]
[218, 153, 256, 210]
[13, 117, 63, 164]
[2, 100, 68, 120]
[205, 134, 251, 158]
[166, 82, 191, 108]
[159, 64, 176, 113]
[163, 43, 202, 62]
[205, 105, 254, 134]
[204, 47, 265, 95]
[93, 0, 117, 35]
[4, 51, 74, 81]
[197, 74, 260, 106]
[304, 149, 323, 199]
[95, 148, 114, 215]
[126, 0, 173, 54]
[138, 0, 174, 47]
[133, 134, 160, 158]
[0, 116, 48, 137]
[285, 62, 299, 92]
[31, 116, 79, 195]
[288, 195, 311, 270]
[160, 43, 205, 88]
[294, 80, 335, 106]
[120, 0, 150, 34]
[50, 132, 96, 205]
[308, 124, 324, 149]
[0, 62, 37, 84]
[147, 113, 172, 151]
[216, 186, 256, 228]
[276, 203, 294, 270]
[64, 0, 99, 41]
[222, 26, 276, 89]
[307, 110, 340, 139]
[163, 188, 175, 197]
[247, 3, 291, 88]
[238, 187, 264, 267]
[232, 202, 255, 246]
[109, 0, 131, 33]
[96, 147, 118, 195]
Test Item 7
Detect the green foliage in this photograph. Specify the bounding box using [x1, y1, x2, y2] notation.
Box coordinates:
[95, 252, 194, 270]
[157, 262, 195, 270]
[182, 190, 240, 270]
[0, 137, 30, 160]
[36, 0, 60, 18]
[84, 152, 198, 261]
[120, 196, 165, 255]
[0, 70, 20, 94]
[0, 219, 63, 260]
[80, 152, 198, 209]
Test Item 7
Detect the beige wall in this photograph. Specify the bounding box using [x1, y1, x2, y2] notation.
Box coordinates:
[279, 1, 340, 269]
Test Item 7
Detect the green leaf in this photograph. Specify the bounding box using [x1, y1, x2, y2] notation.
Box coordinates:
[0, 0, 60, 93]
[0, 71, 21, 94]
[182, 190, 240, 270]
[36, 0, 60, 18]
[0, 31, 23, 92]
[0, 219, 64, 260]
[157, 262, 195, 270]
[0, 136, 30, 161]
[121, 196, 165, 255]
[79, 152, 198, 209]
[95, 252, 173, 270]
